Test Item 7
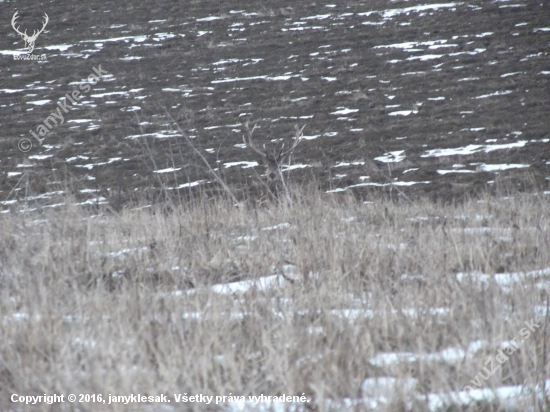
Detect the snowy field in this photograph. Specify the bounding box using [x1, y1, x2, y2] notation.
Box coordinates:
[1, 0, 549, 410]
[1, 192, 549, 411]
[1, 0, 549, 208]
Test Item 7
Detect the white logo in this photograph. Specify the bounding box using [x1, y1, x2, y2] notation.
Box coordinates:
[11, 11, 49, 55]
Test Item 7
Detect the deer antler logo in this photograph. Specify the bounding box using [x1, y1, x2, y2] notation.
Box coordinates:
[11, 11, 49, 54]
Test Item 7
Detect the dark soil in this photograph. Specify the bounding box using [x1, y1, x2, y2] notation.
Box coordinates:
[1, 0, 549, 208]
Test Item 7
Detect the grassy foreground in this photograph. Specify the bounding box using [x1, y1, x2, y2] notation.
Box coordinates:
[0, 190, 549, 411]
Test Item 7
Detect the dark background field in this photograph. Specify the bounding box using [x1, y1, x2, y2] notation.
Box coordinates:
[1, 0, 549, 207]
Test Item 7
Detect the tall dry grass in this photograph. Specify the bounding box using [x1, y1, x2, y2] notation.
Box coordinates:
[0, 190, 549, 411]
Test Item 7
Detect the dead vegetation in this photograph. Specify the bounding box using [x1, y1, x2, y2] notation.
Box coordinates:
[0, 189, 549, 411]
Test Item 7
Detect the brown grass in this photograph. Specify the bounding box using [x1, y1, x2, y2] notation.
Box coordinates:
[0, 190, 549, 411]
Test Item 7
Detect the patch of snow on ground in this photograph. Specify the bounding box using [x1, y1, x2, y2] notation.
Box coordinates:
[421, 141, 527, 157]
[370, 340, 486, 367]
[375, 150, 406, 162]
[474, 163, 529, 172]
[456, 267, 550, 290]
[210, 275, 287, 294]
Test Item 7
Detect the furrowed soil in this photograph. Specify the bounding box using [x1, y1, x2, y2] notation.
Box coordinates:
[1, 0, 549, 208]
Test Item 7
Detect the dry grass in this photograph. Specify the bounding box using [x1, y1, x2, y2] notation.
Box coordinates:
[0, 190, 549, 411]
